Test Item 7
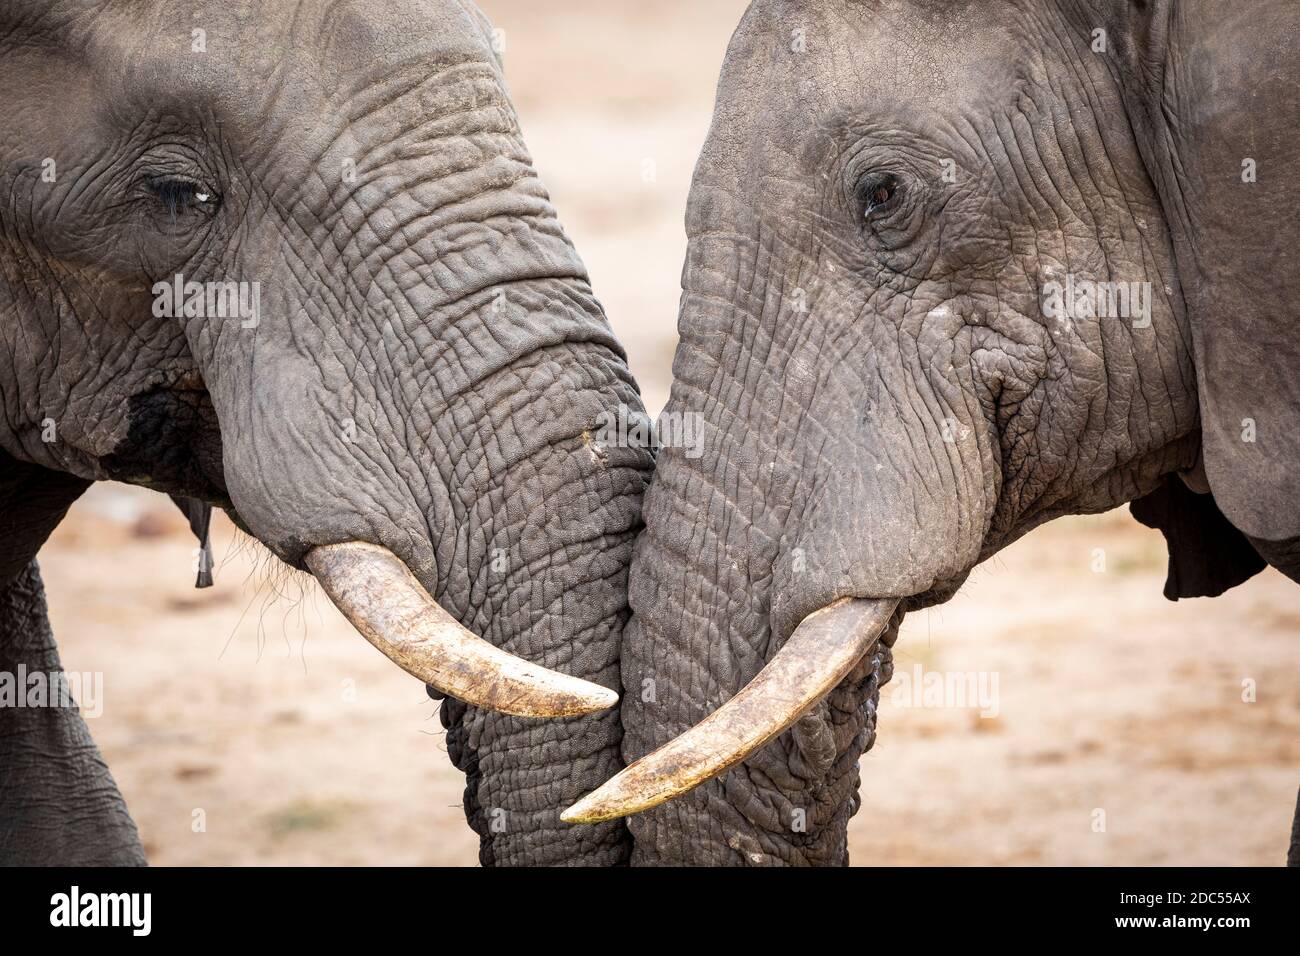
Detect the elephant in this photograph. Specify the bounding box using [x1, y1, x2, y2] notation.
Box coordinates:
[0, 0, 654, 866]
[562, 0, 1300, 865]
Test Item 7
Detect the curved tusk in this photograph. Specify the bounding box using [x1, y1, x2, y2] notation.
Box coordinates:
[561, 596, 900, 824]
[305, 541, 618, 719]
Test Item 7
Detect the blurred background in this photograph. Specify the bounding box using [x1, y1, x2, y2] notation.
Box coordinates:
[39, 0, 1298, 865]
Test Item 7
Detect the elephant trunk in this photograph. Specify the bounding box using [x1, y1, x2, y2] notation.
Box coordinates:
[597, 442, 913, 865]
[178, 134, 655, 861]
[433, 338, 652, 865]
[194, 268, 652, 865]
[575, 230, 993, 864]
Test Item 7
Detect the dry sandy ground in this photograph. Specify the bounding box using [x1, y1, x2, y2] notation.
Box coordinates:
[33, 0, 1300, 866]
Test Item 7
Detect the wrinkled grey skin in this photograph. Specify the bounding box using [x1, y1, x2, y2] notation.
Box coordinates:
[621, 0, 1300, 865]
[0, 0, 652, 866]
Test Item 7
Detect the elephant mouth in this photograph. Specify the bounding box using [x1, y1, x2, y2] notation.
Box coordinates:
[101, 382, 230, 508]
[562, 596, 904, 823]
[169, 370, 207, 393]
[904, 574, 970, 612]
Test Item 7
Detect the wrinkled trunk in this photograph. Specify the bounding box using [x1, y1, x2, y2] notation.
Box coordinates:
[195, 267, 652, 865]
[620, 457, 905, 866]
[616, 230, 993, 864]
[432, 328, 651, 865]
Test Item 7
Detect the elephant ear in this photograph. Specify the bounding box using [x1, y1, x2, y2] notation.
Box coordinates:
[1130, 477, 1265, 600]
[1149, 0, 1300, 576]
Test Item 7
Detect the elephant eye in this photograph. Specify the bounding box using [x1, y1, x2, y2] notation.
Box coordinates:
[148, 177, 221, 218]
[859, 174, 901, 220]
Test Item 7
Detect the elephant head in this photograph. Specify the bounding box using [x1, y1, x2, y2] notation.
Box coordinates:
[564, 0, 1300, 863]
[0, 0, 652, 865]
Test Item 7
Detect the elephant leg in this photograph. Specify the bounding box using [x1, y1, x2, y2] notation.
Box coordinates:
[1289, 788, 1300, 867]
[0, 560, 145, 866]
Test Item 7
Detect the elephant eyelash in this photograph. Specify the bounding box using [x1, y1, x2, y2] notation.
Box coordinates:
[147, 177, 221, 217]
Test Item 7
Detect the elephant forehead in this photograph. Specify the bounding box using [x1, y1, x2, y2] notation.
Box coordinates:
[702, 0, 1028, 187]
[74, 0, 499, 129]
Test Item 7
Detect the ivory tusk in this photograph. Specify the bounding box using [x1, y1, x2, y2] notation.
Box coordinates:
[305, 541, 618, 719]
[561, 597, 900, 823]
